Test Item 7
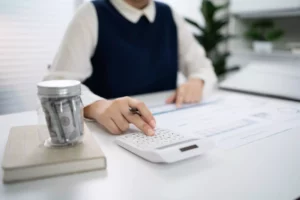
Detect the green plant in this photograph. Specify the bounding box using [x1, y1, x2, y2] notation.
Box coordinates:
[245, 20, 284, 42]
[185, 0, 231, 76]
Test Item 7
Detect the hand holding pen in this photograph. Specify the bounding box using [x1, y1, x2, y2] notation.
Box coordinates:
[84, 97, 156, 136]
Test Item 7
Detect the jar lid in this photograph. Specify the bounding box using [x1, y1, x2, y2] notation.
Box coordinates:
[37, 80, 81, 97]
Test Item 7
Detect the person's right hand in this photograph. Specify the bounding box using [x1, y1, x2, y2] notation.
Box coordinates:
[84, 97, 156, 136]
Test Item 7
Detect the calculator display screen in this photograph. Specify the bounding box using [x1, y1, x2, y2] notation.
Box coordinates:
[156, 139, 199, 150]
[180, 145, 198, 152]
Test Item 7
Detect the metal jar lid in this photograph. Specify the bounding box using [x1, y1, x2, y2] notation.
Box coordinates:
[37, 80, 81, 97]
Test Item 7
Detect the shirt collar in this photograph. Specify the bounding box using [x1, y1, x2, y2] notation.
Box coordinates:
[110, 0, 156, 23]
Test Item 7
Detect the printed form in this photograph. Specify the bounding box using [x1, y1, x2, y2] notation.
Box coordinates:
[150, 94, 300, 149]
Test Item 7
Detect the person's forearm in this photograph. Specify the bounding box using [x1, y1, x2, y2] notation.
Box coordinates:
[84, 99, 108, 120]
[188, 77, 204, 85]
[171, 9, 217, 97]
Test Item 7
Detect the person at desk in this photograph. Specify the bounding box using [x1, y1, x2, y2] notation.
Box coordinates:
[46, 0, 217, 136]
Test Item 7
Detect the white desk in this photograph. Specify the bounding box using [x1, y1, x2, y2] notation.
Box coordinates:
[1, 91, 300, 200]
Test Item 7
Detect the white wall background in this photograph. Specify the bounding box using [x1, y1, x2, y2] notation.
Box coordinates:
[156, 0, 204, 25]
[0, 0, 76, 115]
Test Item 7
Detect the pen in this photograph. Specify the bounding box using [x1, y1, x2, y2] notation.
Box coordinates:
[129, 107, 142, 116]
[129, 107, 156, 135]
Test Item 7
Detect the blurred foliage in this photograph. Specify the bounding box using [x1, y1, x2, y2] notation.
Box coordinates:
[185, 0, 231, 76]
[245, 19, 284, 42]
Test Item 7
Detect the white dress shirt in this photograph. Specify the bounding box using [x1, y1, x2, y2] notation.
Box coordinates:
[46, 0, 217, 106]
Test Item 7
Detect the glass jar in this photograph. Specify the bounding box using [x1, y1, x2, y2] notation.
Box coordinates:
[37, 80, 84, 147]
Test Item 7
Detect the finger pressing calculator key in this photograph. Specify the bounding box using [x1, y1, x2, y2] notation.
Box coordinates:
[115, 128, 215, 163]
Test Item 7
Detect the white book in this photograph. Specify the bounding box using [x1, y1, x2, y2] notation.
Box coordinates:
[2, 124, 106, 183]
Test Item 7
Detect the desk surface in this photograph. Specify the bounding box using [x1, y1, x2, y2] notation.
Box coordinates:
[1, 91, 300, 200]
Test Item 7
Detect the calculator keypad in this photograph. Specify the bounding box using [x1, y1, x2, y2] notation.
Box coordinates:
[118, 128, 187, 149]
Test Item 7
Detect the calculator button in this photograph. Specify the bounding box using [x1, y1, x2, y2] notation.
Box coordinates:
[117, 128, 190, 149]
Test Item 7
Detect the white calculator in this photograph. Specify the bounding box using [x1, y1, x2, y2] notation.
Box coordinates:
[115, 128, 215, 163]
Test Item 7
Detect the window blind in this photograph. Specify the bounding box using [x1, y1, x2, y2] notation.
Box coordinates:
[0, 0, 77, 114]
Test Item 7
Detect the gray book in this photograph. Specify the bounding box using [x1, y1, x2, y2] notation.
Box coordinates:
[2, 124, 106, 183]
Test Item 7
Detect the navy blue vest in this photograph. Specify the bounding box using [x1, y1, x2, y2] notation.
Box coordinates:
[83, 0, 178, 99]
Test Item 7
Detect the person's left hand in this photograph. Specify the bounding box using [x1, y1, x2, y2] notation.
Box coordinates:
[166, 78, 204, 108]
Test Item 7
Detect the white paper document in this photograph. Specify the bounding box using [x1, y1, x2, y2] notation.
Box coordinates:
[151, 94, 300, 149]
